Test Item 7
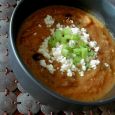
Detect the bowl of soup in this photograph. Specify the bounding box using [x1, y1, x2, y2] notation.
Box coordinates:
[9, 0, 115, 111]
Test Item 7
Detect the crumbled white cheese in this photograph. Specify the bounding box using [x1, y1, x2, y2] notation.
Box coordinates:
[44, 15, 55, 27]
[46, 64, 55, 74]
[71, 27, 80, 34]
[60, 59, 73, 71]
[70, 24, 76, 27]
[94, 47, 99, 52]
[89, 41, 97, 48]
[90, 59, 100, 69]
[40, 60, 55, 74]
[38, 36, 50, 59]
[80, 59, 85, 65]
[104, 63, 109, 67]
[51, 44, 75, 76]
[60, 63, 70, 72]
[59, 57, 67, 64]
[82, 65, 86, 71]
[68, 40, 76, 47]
[52, 45, 63, 58]
[56, 23, 64, 28]
[67, 69, 73, 77]
[71, 65, 77, 71]
[80, 59, 86, 72]
[81, 28, 87, 33]
[40, 60, 46, 68]
[79, 71, 84, 77]
[81, 33, 89, 43]
[56, 23, 61, 28]
[39, 49, 50, 59]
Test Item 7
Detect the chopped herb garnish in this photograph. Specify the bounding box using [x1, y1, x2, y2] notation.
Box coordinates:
[48, 27, 96, 65]
[39, 25, 100, 77]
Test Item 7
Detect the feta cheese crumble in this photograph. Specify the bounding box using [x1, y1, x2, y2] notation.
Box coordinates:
[67, 69, 73, 77]
[44, 15, 55, 27]
[94, 47, 99, 52]
[39, 60, 47, 68]
[38, 36, 50, 59]
[89, 41, 97, 48]
[71, 28, 80, 34]
[56, 23, 64, 28]
[46, 64, 55, 74]
[38, 19, 100, 77]
[39, 60, 55, 74]
[80, 59, 86, 71]
[68, 40, 76, 47]
[90, 60, 100, 69]
[79, 71, 84, 77]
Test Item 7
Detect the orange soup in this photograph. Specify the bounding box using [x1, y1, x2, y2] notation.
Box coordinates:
[17, 6, 115, 102]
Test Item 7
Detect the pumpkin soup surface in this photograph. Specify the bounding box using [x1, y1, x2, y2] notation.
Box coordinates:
[17, 6, 115, 102]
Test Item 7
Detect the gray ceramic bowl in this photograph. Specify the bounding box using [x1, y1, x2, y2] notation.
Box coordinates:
[9, 0, 115, 111]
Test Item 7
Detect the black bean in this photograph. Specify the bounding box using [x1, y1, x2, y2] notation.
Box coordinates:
[32, 53, 42, 61]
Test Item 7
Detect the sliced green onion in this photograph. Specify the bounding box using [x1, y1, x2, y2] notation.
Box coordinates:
[81, 47, 88, 59]
[63, 27, 71, 35]
[48, 38, 57, 47]
[73, 56, 81, 65]
[48, 27, 96, 70]
[61, 48, 69, 57]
